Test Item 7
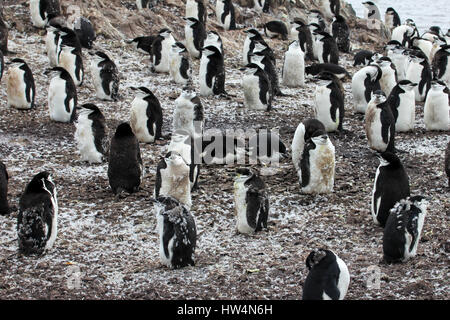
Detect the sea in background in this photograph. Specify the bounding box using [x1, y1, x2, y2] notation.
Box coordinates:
[344, 0, 450, 34]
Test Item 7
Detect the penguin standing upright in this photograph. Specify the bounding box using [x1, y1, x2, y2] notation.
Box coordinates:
[291, 119, 326, 172]
[185, 0, 207, 26]
[173, 89, 204, 139]
[320, 0, 341, 20]
[376, 57, 397, 96]
[241, 63, 272, 111]
[130, 86, 163, 143]
[169, 42, 191, 85]
[29, 0, 61, 28]
[432, 45, 450, 86]
[282, 40, 305, 88]
[74, 103, 108, 164]
[423, 80, 450, 131]
[264, 21, 289, 41]
[108, 123, 143, 195]
[332, 15, 350, 53]
[215, 0, 236, 31]
[233, 168, 269, 235]
[302, 249, 350, 300]
[386, 80, 417, 132]
[351, 64, 382, 113]
[313, 31, 339, 65]
[299, 133, 335, 194]
[184, 17, 206, 59]
[199, 45, 225, 96]
[242, 29, 271, 66]
[58, 45, 84, 86]
[47, 67, 77, 123]
[391, 25, 416, 47]
[313, 72, 344, 132]
[371, 152, 410, 227]
[0, 161, 9, 216]
[90, 51, 119, 101]
[405, 52, 432, 102]
[254, 0, 270, 13]
[385, 8, 401, 31]
[362, 1, 381, 20]
[45, 22, 61, 67]
[365, 91, 396, 153]
[204, 31, 223, 54]
[17, 171, 58, 255]
[291, 19, 314, 61]
[151, 29, 176, 73]
[250, 48, 282, 96]
[56, 27, 82, 58]
[73, 17, 96, 49]
[6, 59, 35, 110]
[388, 45, 409, 81]
[445, 141, 450, 187]
[383, 196, 429, 263]
[155, 196, 197, 269]
[0, 11, 9, 55]
[308, 10, 327, 32]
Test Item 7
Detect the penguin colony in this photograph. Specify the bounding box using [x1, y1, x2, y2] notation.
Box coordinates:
[0, 0, 448, 300]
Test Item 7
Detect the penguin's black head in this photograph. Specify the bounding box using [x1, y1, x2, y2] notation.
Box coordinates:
[291, 18, 306, 27]
[236, 168, 253, 177]
[308, 23, 322, 32]
[184, 17, 199, 26]
[59, 27, 77, 37]
[9, 58, 26, 66]
[303, 119, 326, 141]
[305, 249, 334, 270]
[24, 171, 55, 196]
[333, 15, 346, 23]
[371, 89, 386, 104]
[430, 80, 447, 91]
[45, 66, 69, 76]
[114, 122, 134, 138]
[159, 28, 172, 37]
[408, 195, 430, 209]
[202, 45, 221, 56]
[79, 103, 101, 113]
[137, 86, 154, 96]
[429, 26, 442, 35]
[93, 51, 110, 61]
[385, 7, 396, 14]
[244, 28, 262, 39]
[398, 80, 417, 91]
[362, 1, 376, 6]
[171, 42, 187, 53]
[240, 63, 261, 74]
[377, 151, 401, 167]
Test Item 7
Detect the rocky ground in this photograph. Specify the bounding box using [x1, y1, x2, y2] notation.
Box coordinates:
[0, 1, 449, 300]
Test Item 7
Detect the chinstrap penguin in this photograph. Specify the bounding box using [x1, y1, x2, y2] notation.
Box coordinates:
[169, 42, 191, 85]
[215, 0, 236, 31]
[6, 58, 35, 110]
[90, 51, 119, 101]
[386, 80, 417, 132]
[184, 17, 206, 59]
[199, 45, 226, 96]
[351, 64, 382, 113]
[46, 66, 77, 123]
[423, 80, 449, 131]
[241, 63, 272, 111]
[282, 40, 305, 88]
[151, 28, 176, 73]
[291, 119, 326, 172]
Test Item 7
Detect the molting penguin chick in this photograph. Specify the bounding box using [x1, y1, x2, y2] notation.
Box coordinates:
[233, 168, 269, 235]
[383, 196, 429, 263]
[365, 90, 396, 153]
[47, 67, 77, 123]
[291, 119, 326, 172]
[74, 104, 108, 164]
[302, 249, 350, 300]
[371, 152, 410, 227]
[130, 86, 163, 143]
[264, 21, 289, 41]
[0, 161, 10, 216]
[362, 1, 381, 20]
[6, 58, 35, 110]
[308, 10, 327, 32]
[385, 7, 401, 31]
[282, 40, 305, 88]
[313, 31, 339, 65]
[90, 51, 119, 101]
[313, 72, 345, 132]
[215, 0, 236, 31]
[185, 0, 207, 26]
[405, 52, 432, 102]
[151, 28, 176, 73]
[169, 42, 191, 85]
[155, 196, 197, 269]
[184, 17, 206, 59]
[108, 122, 143, 195]
[291, 19, 314, 61]
[58, 45, 84, 86]
[241, 63, 272, 111]
[332, 15, 350, 53]
[351, 64, 382, 113]
[386, 80, 417, 132]
[17, 171, 58, 255]
[173, 89, 204, 139]
[423, 80, 450, 131]
[29, 0, 61, 28]
[73, 17, 96, 49]
[199, 45, 225, 96]
[299, 133, 335, 194]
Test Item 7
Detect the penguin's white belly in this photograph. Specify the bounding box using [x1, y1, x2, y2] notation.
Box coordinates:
[314, 86, 338, 132]
[199, 56, 213, 96]
[395, 91, 416, 132]
[30, 0, 46, 28]
[371, 166, 382, 224]
[46, 32, 58, 67]
[392, 55, 408, 81]
[130, 97, 154, 143]
[59, 51, 82, 86]
[403, 212, 425, 261]
[406, 62, 426, 102]
[292, 123, 306, 171]
[74, 115, 103, 163]
[173, 107, 195, 136]
[7, 68, 30, 109]
[169, 53, 187, 85]
[282, 51, 305, 87]
[380, 68, 396, 96]
[185, 0, 198, 19]
[44, 191, 58, 251]
[185, 26, 199, 58]
[301, 144, 335, 194]
[48, 77, 72, 122]
[316, 41, 324, 63]
[336, 256, 350, 300]
[159, 167, 192, 209]
[352, 72, 368, 113]
[155, 38, 174, 73]
[243, 74, 266, 110]
[234, 180, 254, 234]
[156, 213, 174, 267]
[366, 107, 388, 151]
[321, 0, 333, 19]
[290, 27, 299, 41]
[215, 2, 224, 25]
[242, 37, 251, 65]
[424, 91, 449, 131]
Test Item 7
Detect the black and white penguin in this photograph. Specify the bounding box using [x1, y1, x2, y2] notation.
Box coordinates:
[384, 7, 401, 31]
[184, 17, 206, 59]
[422, 26, 445, 43]
[242, 29, 271, 66]
[250, 49, 282, 96]
[313, 31, 339, 65]
[362, 1, 381, 20]
[351, 64, 382, 113]
[299, 133, 335, 194]
[155, 196, 196, 269]
[128, 35, 156, 55]
[185, 0, 207, 26]
[305, 63, 350, 80]
[332, 15, 350, 53]
[204, 31, 223, 54]
[353, 50, 375, 67]
[47, 67, 77, 123]
[320, 0, 341, 20]
[264, 21, 289, 41]
[365, 91, 396, 153]
[291, 19, 314, 61]
[423, 80, 450, 131]
[57, 27, 82, 57]
[173, 89, 204, 139]
[74, 103, 108, 164]
[108, 122, 143, 195]
[241, 63, 272, 111]
[386, 44, 409, 81]
[233, 168, 269, 235]
[6, 58, 35, 110]
[151, 28, 176, 73]
[247, 130, 287, 164]
[73, 17, 96, 49]
[199, 45, 225, 96]
[155, 151, 192, 209]
[405, 51, 432, 102]
[445, 141, 450, 187]
[17, 171, 58, 255]
[302, 249, 350, 300]
[410, 37, 435, 62]
[308, 10, 327, 32]
[130, 86, 163, 143]
[432, 44, 450, 86]
[169, 42, 191, 85]
[292, 119, 326, 172]
[375, 57, 398, 96]
[0, 161, 9, 216]
[58, 45, 84, 86]
[45, 21, 61, 67]
[371, 151, 410, 227]
[282, 40, 305, 87]
[0, 11, 9, 55]
[386, 80, 417, 132]
[254, 0, 270, 13]
[391, 25, 416, 47]
[313, 72, 344, 132]
[29, 0, 61, 28]
[383, 196, 429, 263]
[215, 0, 236, 31]
[90, 51, 119, 101]
[136, 0, 157, 10]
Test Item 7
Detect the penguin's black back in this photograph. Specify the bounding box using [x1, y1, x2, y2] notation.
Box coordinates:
[74, 17, 96, 49]
[141, 87, 163, 139]
[303, 119, 326, 142]
[59, 27, 82, 55]
[354, 50, 374, 66]
[84, 104, 108, 156]
[53, 67, 77, 122]
[432, 46, 449, 79]
[132, 36, 156, 55]
[305, 63, 349, 78]
[18, 60, 36, 108]
[0, 161, 9, 215]
[241, 170, 269, 231]
[98, 54, 119, 100]
[296, 24, 313, 61]
[386, 80, 411, 122]
[363, 65, 382, 103]
[204, 46, 225, 94]
[331, 15, 350, 53]
[265, 21, 288, 40]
